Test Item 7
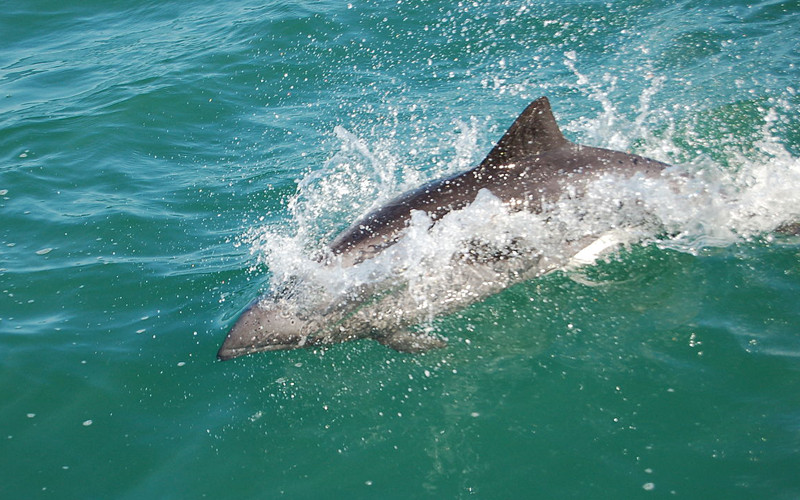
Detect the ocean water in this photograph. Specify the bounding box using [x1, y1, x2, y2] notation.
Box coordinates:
[2, 0, 800, 498]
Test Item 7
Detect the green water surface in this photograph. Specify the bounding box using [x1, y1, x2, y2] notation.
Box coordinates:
[2, 0, 799, 498]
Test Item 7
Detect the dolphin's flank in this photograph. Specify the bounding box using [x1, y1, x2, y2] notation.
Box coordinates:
[217, 97, 670, 361]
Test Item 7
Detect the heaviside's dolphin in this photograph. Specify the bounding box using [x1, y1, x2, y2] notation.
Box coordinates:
[217, 97, 670, 360]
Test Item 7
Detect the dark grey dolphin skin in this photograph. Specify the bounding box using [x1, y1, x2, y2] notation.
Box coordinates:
[217, 97, 670, 360]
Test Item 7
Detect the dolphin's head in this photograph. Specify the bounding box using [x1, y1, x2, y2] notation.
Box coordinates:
[216, 299, 312, 360]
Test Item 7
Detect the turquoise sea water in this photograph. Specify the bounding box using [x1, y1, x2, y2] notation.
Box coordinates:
[2, 0, 800, 498]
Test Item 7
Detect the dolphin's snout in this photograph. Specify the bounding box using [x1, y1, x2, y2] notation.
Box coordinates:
[217, 300, 309, 360]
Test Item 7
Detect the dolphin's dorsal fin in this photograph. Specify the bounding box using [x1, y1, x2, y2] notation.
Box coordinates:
[479, 96, 568, 169]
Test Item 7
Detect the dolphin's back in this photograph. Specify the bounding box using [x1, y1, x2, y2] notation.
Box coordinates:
[329, 98, 565, 262]
[328, 97, 668, 266]
[328, 172, 477, 263]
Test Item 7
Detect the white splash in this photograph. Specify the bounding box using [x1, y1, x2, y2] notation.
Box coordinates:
[240, 91, 800, 344]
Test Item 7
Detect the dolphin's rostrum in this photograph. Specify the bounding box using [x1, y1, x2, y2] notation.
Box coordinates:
[217, 97, 670, 360]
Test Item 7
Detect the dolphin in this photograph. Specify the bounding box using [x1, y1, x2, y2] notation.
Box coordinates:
[217, 96, 670, 360]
